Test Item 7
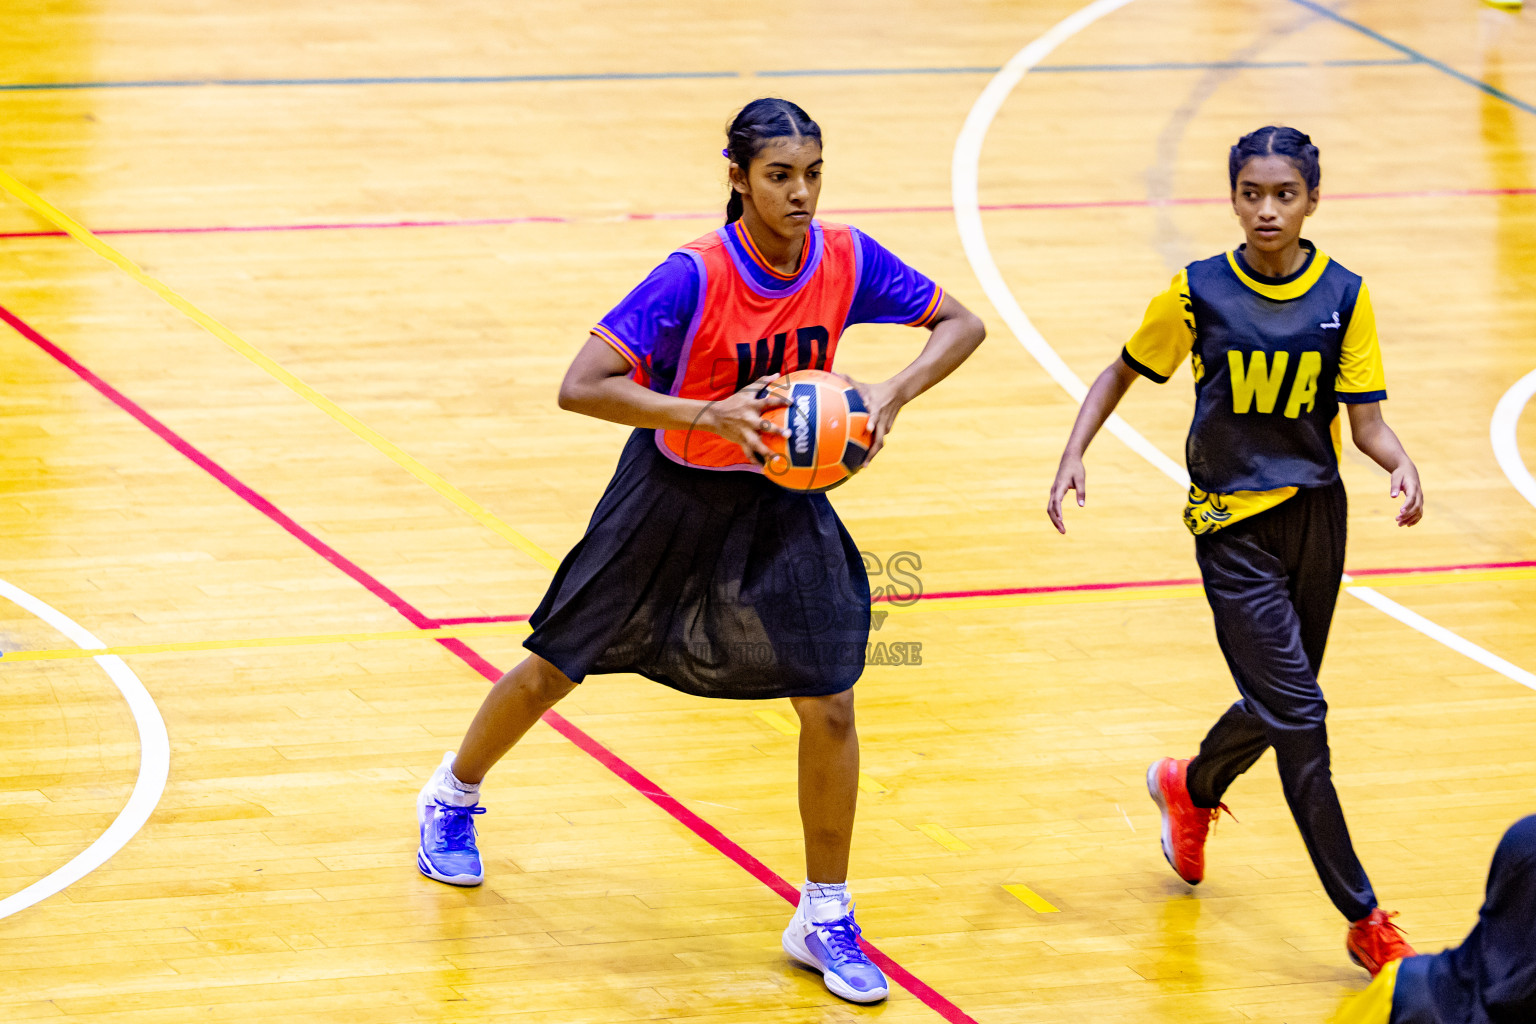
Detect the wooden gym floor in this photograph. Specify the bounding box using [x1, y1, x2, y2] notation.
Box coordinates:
[1, 1, 1534, 1021]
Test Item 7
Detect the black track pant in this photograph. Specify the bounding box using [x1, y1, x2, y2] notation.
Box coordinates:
[1184, 480, 1377, 923]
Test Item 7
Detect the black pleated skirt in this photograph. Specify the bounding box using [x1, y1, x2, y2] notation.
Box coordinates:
[524, 429, 871, 699]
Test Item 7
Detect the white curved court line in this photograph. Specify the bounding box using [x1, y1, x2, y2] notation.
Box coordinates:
[952, 0, 1536, 694]
[0, 578, 170, 919]
[1492, 367, 1536, 513]
[950, 0, 1185, 486]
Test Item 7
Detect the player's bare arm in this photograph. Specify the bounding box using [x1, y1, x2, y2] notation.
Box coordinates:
[841, 293, 985, 464]
[1047, 357, 1139, 533]
[558, 333, 789, 461]
[1346, 401, 1423, 526]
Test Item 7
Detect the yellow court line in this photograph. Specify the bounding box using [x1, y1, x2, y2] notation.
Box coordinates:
[857, 773, 890, 795]
[9, 564, 1534, 663]
[9, 585, 1199, 662]
[1351, 567, 1536, 589]
[1, 621, 533, 662]
[0, 167, 559, 571]
[1003, 884, 1059, 914]
[879, 567, 1536, 616]
[917, 823, 971, 852]
[753, 709, 800, 736]
[882, 585, 1205, 615]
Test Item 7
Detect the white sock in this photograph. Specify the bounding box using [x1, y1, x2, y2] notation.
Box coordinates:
[803, 880, 850, 923]
[433, 751, 480, 806]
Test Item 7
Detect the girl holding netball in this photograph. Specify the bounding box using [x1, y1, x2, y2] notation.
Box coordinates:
[1047, 126, 1421, 976]
[416, 98, 985, 1004]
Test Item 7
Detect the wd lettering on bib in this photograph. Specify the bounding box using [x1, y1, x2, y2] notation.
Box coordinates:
[733, 325, 831, 391]
[656, 221, 859, 471]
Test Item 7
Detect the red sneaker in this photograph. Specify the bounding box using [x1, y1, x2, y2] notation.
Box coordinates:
[1347, 909, 1415, 977]
[1146, 757, 1227, 884]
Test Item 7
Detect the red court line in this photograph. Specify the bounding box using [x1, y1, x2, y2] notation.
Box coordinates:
[424, 558, 1536, 626]
[0, 215, 579, 239]
[3, 187, 1532, 241]
[1346, 558, 1536, 578]
[0, 304, 434, 631]
[892, 558, 1536, 602]
[891, 576, 1197, 602]
[0, 299, 979, 1024]
[428, 612, 532, 626]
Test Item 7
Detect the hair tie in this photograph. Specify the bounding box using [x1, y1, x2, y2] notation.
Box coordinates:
[722, 148, 731, 159]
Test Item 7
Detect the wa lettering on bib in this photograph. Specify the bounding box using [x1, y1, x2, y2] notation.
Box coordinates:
[1183, 252, 1362, 494]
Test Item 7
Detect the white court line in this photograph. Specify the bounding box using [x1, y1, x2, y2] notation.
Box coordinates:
[949, 0, 1184, 484]
[0, 579, 170, 919]
[1346, 585, 1536, 687]
[1492, 367, 1536, 513]
[951, 0, 1536, 694]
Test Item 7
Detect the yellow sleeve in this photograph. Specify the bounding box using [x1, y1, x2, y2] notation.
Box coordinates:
[1336, 281, 1387, 403]
[1122, 269, 1195, 384]
[1331, 957, 1399, 1024]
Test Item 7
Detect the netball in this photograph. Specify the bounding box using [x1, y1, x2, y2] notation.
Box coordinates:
[755, 369, 874, 492]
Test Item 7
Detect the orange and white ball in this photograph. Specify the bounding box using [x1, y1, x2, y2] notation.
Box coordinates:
[755, 370, 873, 493]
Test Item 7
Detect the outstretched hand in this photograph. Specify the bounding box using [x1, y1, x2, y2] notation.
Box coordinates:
[1047, 453, 1086, 534]
[697, 375, 790, 462]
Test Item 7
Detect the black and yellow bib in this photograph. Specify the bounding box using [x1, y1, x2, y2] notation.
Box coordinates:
[1186, 248, 1361, 492]
[1120, 242, 1387, 533]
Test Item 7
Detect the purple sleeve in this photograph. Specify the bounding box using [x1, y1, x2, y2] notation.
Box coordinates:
[593, 253, 699, 387]
[843, 228, 945, 330]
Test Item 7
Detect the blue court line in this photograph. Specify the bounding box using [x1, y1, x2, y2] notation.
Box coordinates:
[761, 57, 1417, 77]
[757, 66, 998, 77]
[1287, 0, 1536, 116]
[0, 70, 739, 91]
[0, 58, 1420, 92]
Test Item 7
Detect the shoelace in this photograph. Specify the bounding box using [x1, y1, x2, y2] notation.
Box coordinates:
[431, 799, 485, 848]
[1361, 910, 1409, 939]
[814, 913, 869, 966]
[1181, 803, 1234, 850]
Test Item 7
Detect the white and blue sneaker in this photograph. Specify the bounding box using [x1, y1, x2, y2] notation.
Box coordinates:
[781, 890, 889, 1003]
[416, 751, 485, 886]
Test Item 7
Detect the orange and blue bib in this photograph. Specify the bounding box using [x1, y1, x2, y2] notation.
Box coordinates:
[593, 219, 943, 471]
